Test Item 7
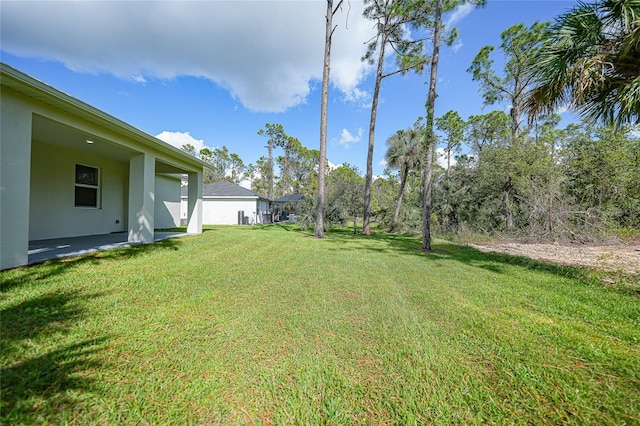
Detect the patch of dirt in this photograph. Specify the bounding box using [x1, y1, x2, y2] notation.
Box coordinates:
[469, 240, 640, 277]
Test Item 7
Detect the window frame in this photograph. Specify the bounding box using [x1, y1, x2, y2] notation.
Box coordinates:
[74, 163, 101, 208]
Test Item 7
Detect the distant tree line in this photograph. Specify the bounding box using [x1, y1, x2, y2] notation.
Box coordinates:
[182, 0, 638, 242]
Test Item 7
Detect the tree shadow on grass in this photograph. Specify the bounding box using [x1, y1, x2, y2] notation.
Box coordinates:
[1, 338, 108, 422]
[318, 228, 639, 296]
[321, 227, 428, 256]
[1, 238, 182, 294]
[1, 290, 109, 423]
[156, 226, 217, 233]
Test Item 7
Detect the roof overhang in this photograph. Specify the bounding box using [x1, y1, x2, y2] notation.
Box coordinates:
[1, 62, 211, 172]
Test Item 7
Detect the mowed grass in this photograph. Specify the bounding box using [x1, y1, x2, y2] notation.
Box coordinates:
[1, 225, 639, 425]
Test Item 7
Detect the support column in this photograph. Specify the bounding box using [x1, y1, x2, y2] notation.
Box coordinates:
[0, 95, 32, 270]
[186, 170, 203, 234]
[128, 152, 155, 243]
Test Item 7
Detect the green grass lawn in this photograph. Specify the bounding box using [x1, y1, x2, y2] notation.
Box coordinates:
[2, 225, 639, 424]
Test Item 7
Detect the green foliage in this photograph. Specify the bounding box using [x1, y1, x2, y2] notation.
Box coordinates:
[180, 143, 196, 157]
[258, 123, 287, 199]
[362, 0, 432, 74]
[430, 114, 640, 240]
[276, 136, 318, 197]
[197, 145, 245, 185]
[525, 0, 640, 126]
[326, 164, 366, 231]
[384, 124, 424, 231]
[436, 110, 465, 169]
[562, 124, 640, 229]
[465, 110, 510, 152]
[468, 21, 550, 138]
[257, 124, 317, 201]
[298, 164, 365, 232]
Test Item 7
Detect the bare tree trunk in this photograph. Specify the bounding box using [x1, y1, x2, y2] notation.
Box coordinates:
[548, 138, 555, 232]
[363, 32, 388, 236]
[422, 0, 442, 251]
[267, 141, 274, 200]
[316, 0, 341, 238]
[503, 188, 513, 231]
[391, 167, 408, 232]
[423, 143, 434, 250]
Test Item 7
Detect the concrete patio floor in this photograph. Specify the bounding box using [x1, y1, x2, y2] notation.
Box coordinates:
[28, 232, 188, 265]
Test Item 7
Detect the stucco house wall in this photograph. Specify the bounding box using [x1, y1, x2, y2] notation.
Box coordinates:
[205, 198, 260, 225]
[29, 139, 129, 241]
[181, 197, 259, 225]
[179, 181, 270, 225]
[154, 174, 181, 229]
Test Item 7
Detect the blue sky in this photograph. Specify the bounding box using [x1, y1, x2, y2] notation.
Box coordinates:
[1, 0, 576, 177]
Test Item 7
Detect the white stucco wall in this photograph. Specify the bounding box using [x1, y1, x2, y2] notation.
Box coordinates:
[29, 140, 128, 240]
[154, 174, 181, 229]
[1, 90, 32, 269]
[181, 197, 259, 225]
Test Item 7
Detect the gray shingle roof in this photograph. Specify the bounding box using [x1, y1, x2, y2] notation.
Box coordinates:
[181, 180, 268, 199]
[273, 194, 305, 203]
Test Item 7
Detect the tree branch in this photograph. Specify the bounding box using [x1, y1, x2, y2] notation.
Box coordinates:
[382, 60, 429, 79]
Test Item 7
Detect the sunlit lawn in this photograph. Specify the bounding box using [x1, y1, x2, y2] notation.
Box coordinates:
[1, 224, 639, 424]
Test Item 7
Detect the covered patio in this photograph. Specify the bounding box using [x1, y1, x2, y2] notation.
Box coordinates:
[1, 63, 207, 270]
[28, 232, 189, 265]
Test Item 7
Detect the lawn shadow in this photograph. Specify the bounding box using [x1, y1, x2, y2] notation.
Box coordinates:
[157, 226, 217, 233]
[1, 290, 109, 422]
[1, 237, 182, 294]
[1, 338, 108, 422]
[321, 227, 429, 257]
[318, 228, 639, 295]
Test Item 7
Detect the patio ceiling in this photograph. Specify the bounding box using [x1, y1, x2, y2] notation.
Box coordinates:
[32, 114, 191, 174]
[32, 114, 133, 162]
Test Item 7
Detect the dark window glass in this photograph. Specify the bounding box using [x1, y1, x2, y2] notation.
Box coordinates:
[76, 164, 98, 186]
[75, 186, 98, 207]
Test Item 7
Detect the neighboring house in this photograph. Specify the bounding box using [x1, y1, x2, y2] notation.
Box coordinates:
[181, 180, 270, 225]
[0, 63, 208, 270]
[272, 194, 305, 222]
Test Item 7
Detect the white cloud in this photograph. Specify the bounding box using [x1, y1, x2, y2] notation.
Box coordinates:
[379, 159, 388, 167]
[238, 178, 252, 190]
[436, 147, 457, 169]
[452, 40, 464, 53]
[445, 3, 475, 29]
[339, 127, 364, 147]
[155, 131, 207, 153]
[0, 1, 376, 113]
[132, 75, 146, 84]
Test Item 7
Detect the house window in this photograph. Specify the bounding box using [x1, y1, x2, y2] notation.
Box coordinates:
[75, 164, 100, 208]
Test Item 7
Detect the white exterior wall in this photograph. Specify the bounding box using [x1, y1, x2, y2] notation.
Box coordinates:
[128, 152, 155, 243]
[0, 90, 32, 270]
[29, 140, 128, 240]
[154, 174, 181, 229]
[181, 197, 258, 225]
[186, 171, 203, 234]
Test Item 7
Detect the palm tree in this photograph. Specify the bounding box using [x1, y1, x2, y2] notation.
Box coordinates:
[385, 127, 422, 232]
[526, 0, 640, 126]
